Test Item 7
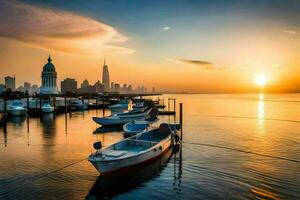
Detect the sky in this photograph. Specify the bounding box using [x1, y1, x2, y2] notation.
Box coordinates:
[0, 0, 300, 93]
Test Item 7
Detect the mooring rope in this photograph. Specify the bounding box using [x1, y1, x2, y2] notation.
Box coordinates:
[182, 142, 300, 163]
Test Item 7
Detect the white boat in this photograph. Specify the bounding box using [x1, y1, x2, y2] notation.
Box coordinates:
[108, 99, 128, 110]
[123, 111, 159, 136]
[70, 99, 87, 111]
[92, 108, 158, 126]
[41, 101, 54, 113]
[7, 100, 27, 116]
[88, 123, 176, 175]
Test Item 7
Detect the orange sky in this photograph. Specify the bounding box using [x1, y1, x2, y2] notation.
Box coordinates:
[0, 0, 300, 93]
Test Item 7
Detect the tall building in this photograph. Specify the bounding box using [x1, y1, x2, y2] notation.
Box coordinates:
[102, 59, 110, 92]
[40, 55, 58, 94]
[5, 76, 15, 91]
[61, 78, 77, 94]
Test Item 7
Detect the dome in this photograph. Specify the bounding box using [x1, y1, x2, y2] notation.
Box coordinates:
[42, 56, 56, 72]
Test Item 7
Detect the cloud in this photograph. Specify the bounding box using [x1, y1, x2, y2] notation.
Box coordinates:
[168, 58, 226, 70]
[163, 26, 170, 31]
[0, 0, 134, 56]
[282, 30, 297, 34]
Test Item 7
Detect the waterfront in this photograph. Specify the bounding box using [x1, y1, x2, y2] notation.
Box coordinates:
[0, 94, 299, 199]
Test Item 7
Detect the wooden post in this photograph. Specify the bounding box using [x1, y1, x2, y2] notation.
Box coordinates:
[3, 92, 7, 122]
[25, 90, 29, 110]
[39, 95, 42, 115]
[174, 98, 176, 114]
[168, 98, 170, 111]
[179, 103, 183, 140]
[102, 96, 105, 117]
[64, 96, 67, 114]
[53, 96, 56, 113]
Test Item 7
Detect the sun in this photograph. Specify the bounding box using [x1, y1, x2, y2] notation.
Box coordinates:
[255, 74, 268, 87]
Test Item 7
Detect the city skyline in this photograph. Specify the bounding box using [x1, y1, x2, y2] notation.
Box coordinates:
[0, 0, 300, 93]
[1, 55, 151, 94]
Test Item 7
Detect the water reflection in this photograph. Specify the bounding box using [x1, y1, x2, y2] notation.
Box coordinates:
[257, 93, 265, 132]
[87, 147, 174, 199]
[93, 126, 123, 134]
[8, 115, 26, 124]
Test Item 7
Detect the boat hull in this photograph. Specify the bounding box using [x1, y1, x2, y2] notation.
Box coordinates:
[93, 116, 145, 126]
[7, 109, 27, 116]
[89, 136, 173, 175]
[41, 107, 54, 113]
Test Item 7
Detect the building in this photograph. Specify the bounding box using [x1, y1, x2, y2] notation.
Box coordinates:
[0, 84, 5, 94]
[111, 82, 115, 92]
[61, 78, 77, 94]
[5, 76, 15, 91]
[40, 55, 58, 94]
[94, 81, 104, 93]
[114, 83, 121, 93]
[31, 84, 39, 94]
[102, 59, 110, 92]
[81, 79, 90, 88]
[24, 82, 31, 93]
[16, 86, 25, 92]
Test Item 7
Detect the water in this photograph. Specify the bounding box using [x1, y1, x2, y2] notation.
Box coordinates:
[0, 94, 299, 199]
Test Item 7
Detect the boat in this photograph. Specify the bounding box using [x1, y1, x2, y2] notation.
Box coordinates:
[70, 99, 87, 111]
[88, 123, 177, 175]
[92, 108, 158, 126]
[123, 111, 159, 136]
[7, 100, 27, 116]
[41, 101, 54, 113]
[116, 106, 148, 116]
[107, 99, 128, 110]
[87, 147, 173, 198]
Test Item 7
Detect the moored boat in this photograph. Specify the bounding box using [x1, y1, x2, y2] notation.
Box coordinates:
[41, 101, 54, 113]
[92, 108, 158, 126]
[88, 123, 177, 175]
[107, 99, 128, 110]
[70, 99, 87, 111]
[7, 100, 27, 116]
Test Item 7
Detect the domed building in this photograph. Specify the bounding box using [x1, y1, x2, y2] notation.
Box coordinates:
[40, 55, 58, 94]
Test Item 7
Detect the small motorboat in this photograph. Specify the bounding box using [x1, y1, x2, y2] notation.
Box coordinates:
[41, 101, 54, 113]
[107, 99, 129, 110]
[123, 111, 159, 136]
[88, 123, 177, 175]
[92, 108, 158, 126]
[70, 99, 87, 111]
[7, 100, 27, 116]
[116, 106, 148, 116]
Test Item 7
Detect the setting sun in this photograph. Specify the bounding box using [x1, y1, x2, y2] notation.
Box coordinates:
[255, 74, 268, 87]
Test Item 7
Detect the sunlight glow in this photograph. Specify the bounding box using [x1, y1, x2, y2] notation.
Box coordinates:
[255, 74, 268, 87]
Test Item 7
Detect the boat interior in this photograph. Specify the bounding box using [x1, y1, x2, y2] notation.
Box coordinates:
[98, 124, 172, 159]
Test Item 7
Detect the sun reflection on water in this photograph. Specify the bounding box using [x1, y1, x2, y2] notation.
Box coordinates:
[257, 93, 265, 132]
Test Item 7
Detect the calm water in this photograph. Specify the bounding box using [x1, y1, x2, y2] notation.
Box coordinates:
[0, 94, 299, 200]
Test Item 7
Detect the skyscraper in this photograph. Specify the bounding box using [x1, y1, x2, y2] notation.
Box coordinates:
[102, 58, 110, 92]
[5, 76, 15, 91]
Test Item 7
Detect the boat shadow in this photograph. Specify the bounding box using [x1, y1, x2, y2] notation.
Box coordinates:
[86, 147, 174, 199]
[93, 126, 123, 134]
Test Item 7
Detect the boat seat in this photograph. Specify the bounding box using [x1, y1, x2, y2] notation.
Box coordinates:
[158, 123, 172, 135]
[103, 149, 127, 157]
